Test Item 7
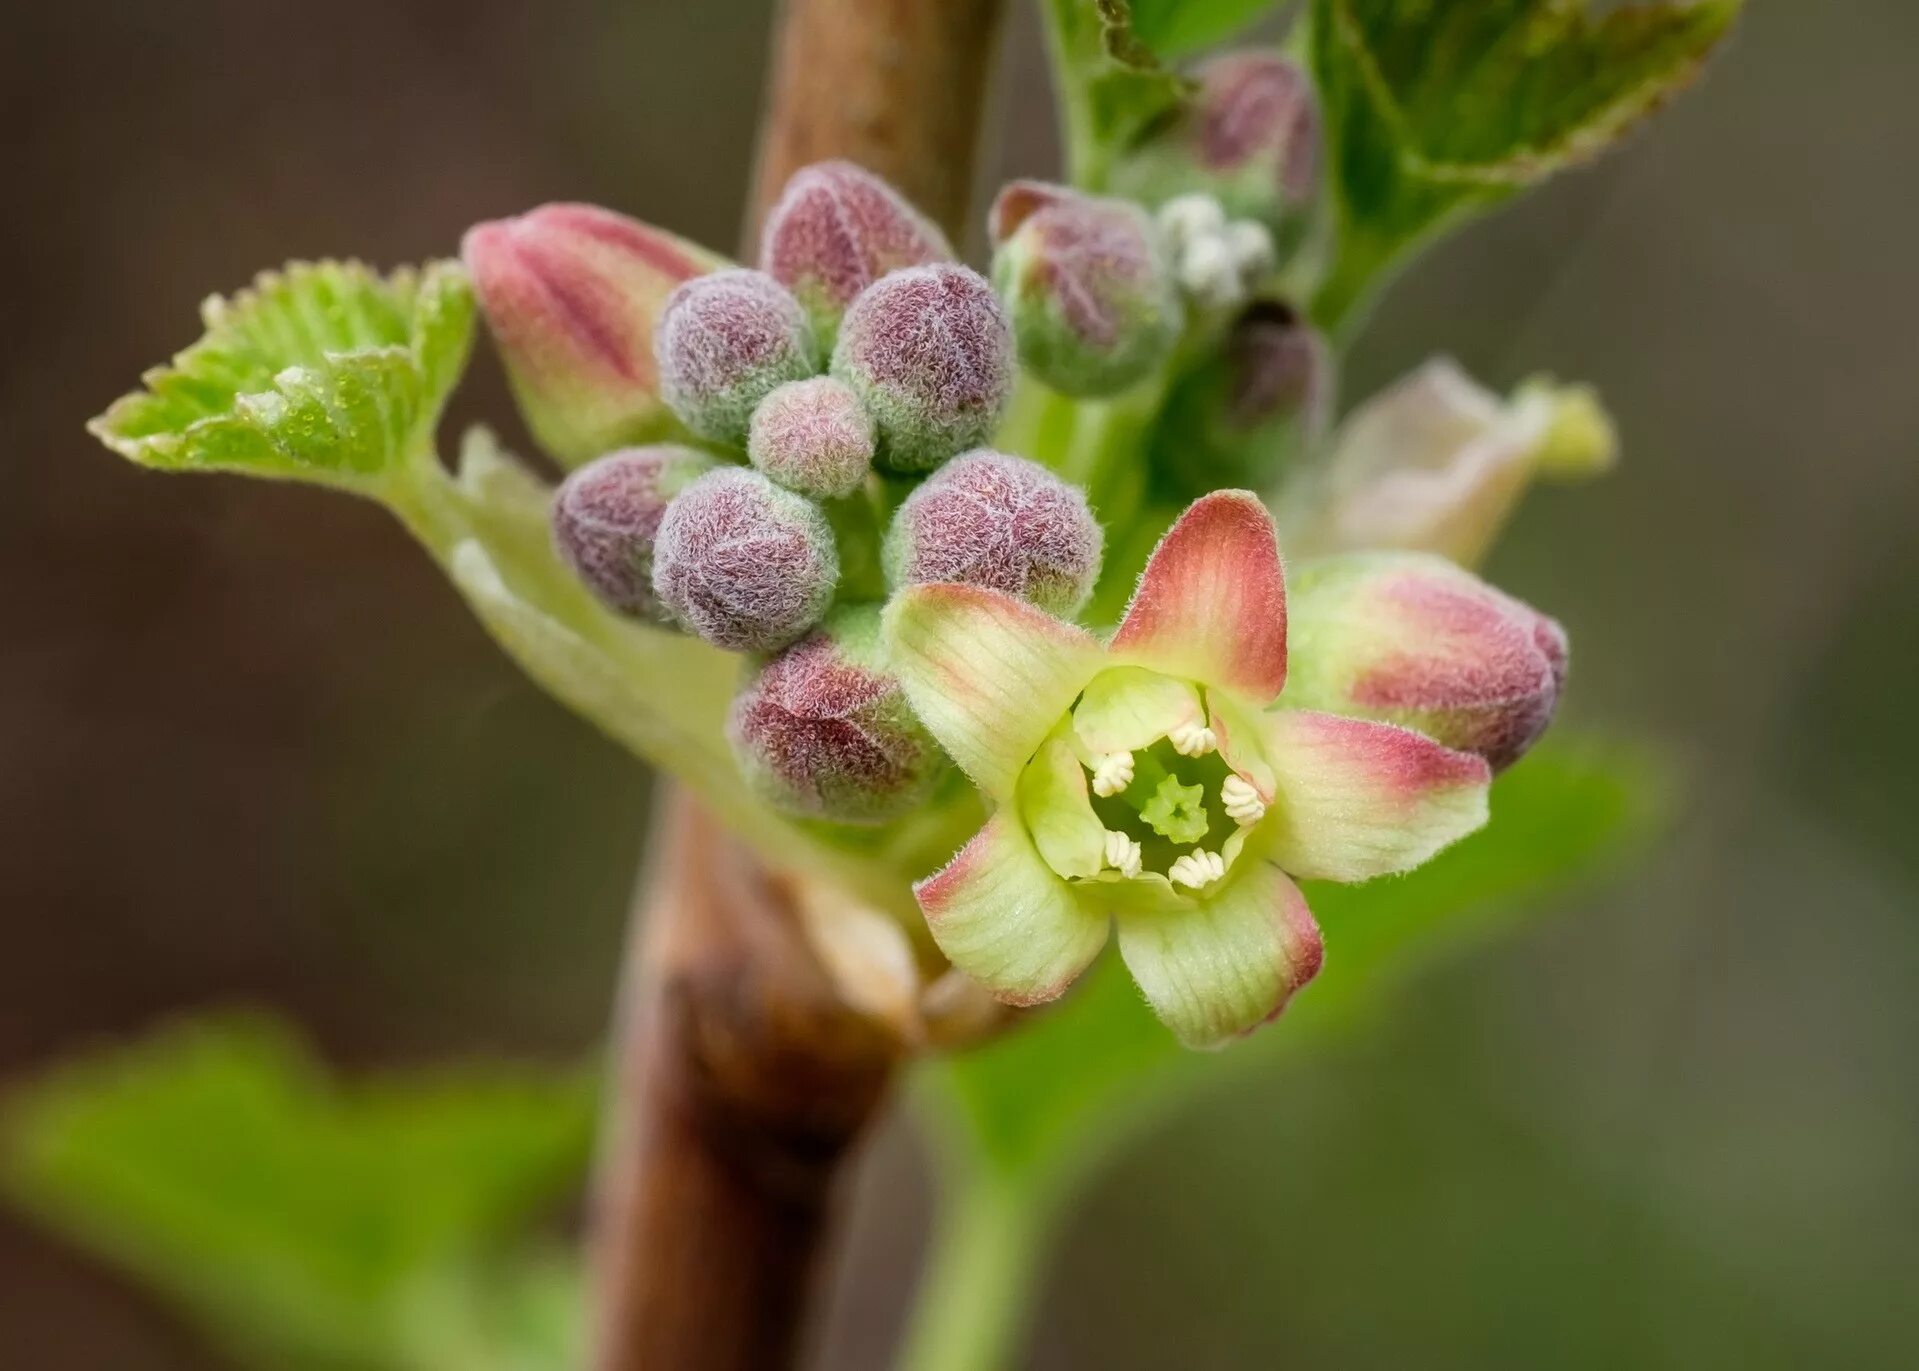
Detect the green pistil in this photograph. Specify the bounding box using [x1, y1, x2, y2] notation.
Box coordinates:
[1139, 774, 1210, 845]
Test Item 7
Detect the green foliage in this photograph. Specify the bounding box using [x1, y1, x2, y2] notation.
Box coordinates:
[1, 1014, 592, 1371]
[89, 260, 474, 488]
[1043, 0, 1194, 185]
[1309, 0, 1742, 328]
[1125, 0, 1281, 60]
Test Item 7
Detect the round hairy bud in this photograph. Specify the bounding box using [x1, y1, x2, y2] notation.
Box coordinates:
[988, 181, 1181, 398]
[1156, 300, 1333, 497]
[655, 269, 820, 447]
[760, 160, 954, 346]
[1286, 552, 1567, 772]
[551, 445, 721, 619]
[883, 450, 1103, 617]
[747, 377, 876, 499]
[831, 264, 1014, 474]
[728, 604, 949, 823]
[651, 468, 839, 652]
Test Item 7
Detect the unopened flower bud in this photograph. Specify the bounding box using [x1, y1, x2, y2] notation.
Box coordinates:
[728, 603, 949, 823]
[760, 160, 954, 346]
[651, 468, 838, 652]
[883, 450, 1103, 617]
[551, 445, 720, 620]
[1112, 52, 1321, 250]
[988, 181, 1181, 397]
[1286, 553, 1567, 772]
[747, 376, 875, 499]
[462, 203, 725, 466]
[656, 269, 820, 447]
[831, 264, 1013, 473]
[1156, 300, 1333, 497]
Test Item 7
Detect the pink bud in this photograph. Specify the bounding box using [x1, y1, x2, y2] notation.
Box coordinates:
[760, 160, 954, 344]
[831, 264, 1014, 474]
[728, 604, 949, 823]
[651, 467, 839, 652]
[462, 203, 725, 466]
[1287, 553, 1567, 772]
[655, 269, 821, 448]
[989, 181, 1181, 398]
[883, 450, 1103, 618]
[747, 376, 876, 500]
[551, 445, 720, 620]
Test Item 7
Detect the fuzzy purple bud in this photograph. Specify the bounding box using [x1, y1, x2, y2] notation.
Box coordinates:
[655, 269, 820, 447]
[1156, 300, 1333, 497]
[462, 203, 725, 466]
[728, 604, 949, 823]
[551, 445, 721, 620]
[883, 450, 1103, 617]
[747, 377, 876, 499]
[651, 468, 839, 652]
[989, 181, 1181, 398]
[1286, 553, 1567, 772]
[831, 264, 1014, 474]
[760, 161, 954, 345]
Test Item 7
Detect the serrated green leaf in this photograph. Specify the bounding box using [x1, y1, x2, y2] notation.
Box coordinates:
[90, 259, 474, 488]
[1309, 0, 1742, 329]
[0, 1013, 594, 1371]
[1127, 0, 1281, 59]
[1045, 0, 1195, 186]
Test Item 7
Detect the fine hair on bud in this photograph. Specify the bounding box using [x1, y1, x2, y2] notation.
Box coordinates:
[551, 445, 721, 620]
[831, 264, 1013, 474]
[655, 269, 819, 447]
[728, 604, 949, 824]
[651, 467, 839, 652]
[747, 376, 876, 500]
[989, 181, 1182, 398]
[759, 160, 954, 345]
[883, 450, 1103, 617]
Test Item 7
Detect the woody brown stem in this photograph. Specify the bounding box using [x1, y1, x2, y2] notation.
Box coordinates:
[588, 3, 1004, 1369]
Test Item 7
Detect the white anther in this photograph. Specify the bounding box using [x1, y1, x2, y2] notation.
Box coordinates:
[1168, 722, 1217, 758]
[1177, 236, 1243, 310]
[1221, 774, 1267, 826]
[1168, 849, 1227, 890]
[1157, 193, 1227, 251]
[1091, 751, 1136, 797]
[1224, 219, 1277, 286]
[1102, 830, 1144, 879]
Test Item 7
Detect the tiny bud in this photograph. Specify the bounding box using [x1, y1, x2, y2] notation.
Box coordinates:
[831, 265, 1014, 473]
[989, 181, 1181, 397]
[747, 376, 876, 499]
[883, 450, 1104, 616]
[1156, 194, 1228, 253]
[551, 445, 720, 620]
[462, 203, 725, 466]
[656, 269, 820, 447]
[1521, 378, 1620, 479]
[651, 467, 839, 652]
[728, 604, 949, 823]
[760, 160, 954, 346]
[1287, 552, 1567, 772]
[1156, 300, 1334, 497]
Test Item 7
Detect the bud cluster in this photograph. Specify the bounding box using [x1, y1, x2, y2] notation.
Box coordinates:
[1157, 193, 1278, 312]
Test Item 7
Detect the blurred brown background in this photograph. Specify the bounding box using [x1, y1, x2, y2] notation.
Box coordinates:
[5, 1, 1916, 1366]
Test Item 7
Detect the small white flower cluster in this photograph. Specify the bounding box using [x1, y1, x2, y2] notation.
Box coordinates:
[1156, 194, 1276, 312]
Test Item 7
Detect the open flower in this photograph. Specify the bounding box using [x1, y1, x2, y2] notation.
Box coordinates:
[886, 492, 1503, 1049]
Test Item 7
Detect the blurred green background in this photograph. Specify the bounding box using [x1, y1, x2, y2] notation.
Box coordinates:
[4, 1, 1915, 1366]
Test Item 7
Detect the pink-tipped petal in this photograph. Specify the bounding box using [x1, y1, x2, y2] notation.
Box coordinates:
[1262, 710, 1491, 883]
[884, 583, 1103, 801]
[916, 813, 1110, 1006]
[1115, 860, 1322, 1049]
[1111, 490, 1289, 703]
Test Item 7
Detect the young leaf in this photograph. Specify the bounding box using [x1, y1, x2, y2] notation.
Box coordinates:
[1309, 0, 1742, 328]
[1126, 0, 1281, 60]
[0, 1013, 594, 1371]
[1043, 0, 1194, 185]
[89, 259, 474, 488]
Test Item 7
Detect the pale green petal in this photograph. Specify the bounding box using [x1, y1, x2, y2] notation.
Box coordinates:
[1017, 733, 1107, 880]
[1071, 667, 1205, 757]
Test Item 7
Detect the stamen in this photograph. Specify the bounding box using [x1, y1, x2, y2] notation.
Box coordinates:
[1091, 751, 1135, 797]
[1221, 774, 1267, 825]
[1168, 722, 1217, 758]
[1102, 830, 1144, 879]
[1168, 850, 1226, 890]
